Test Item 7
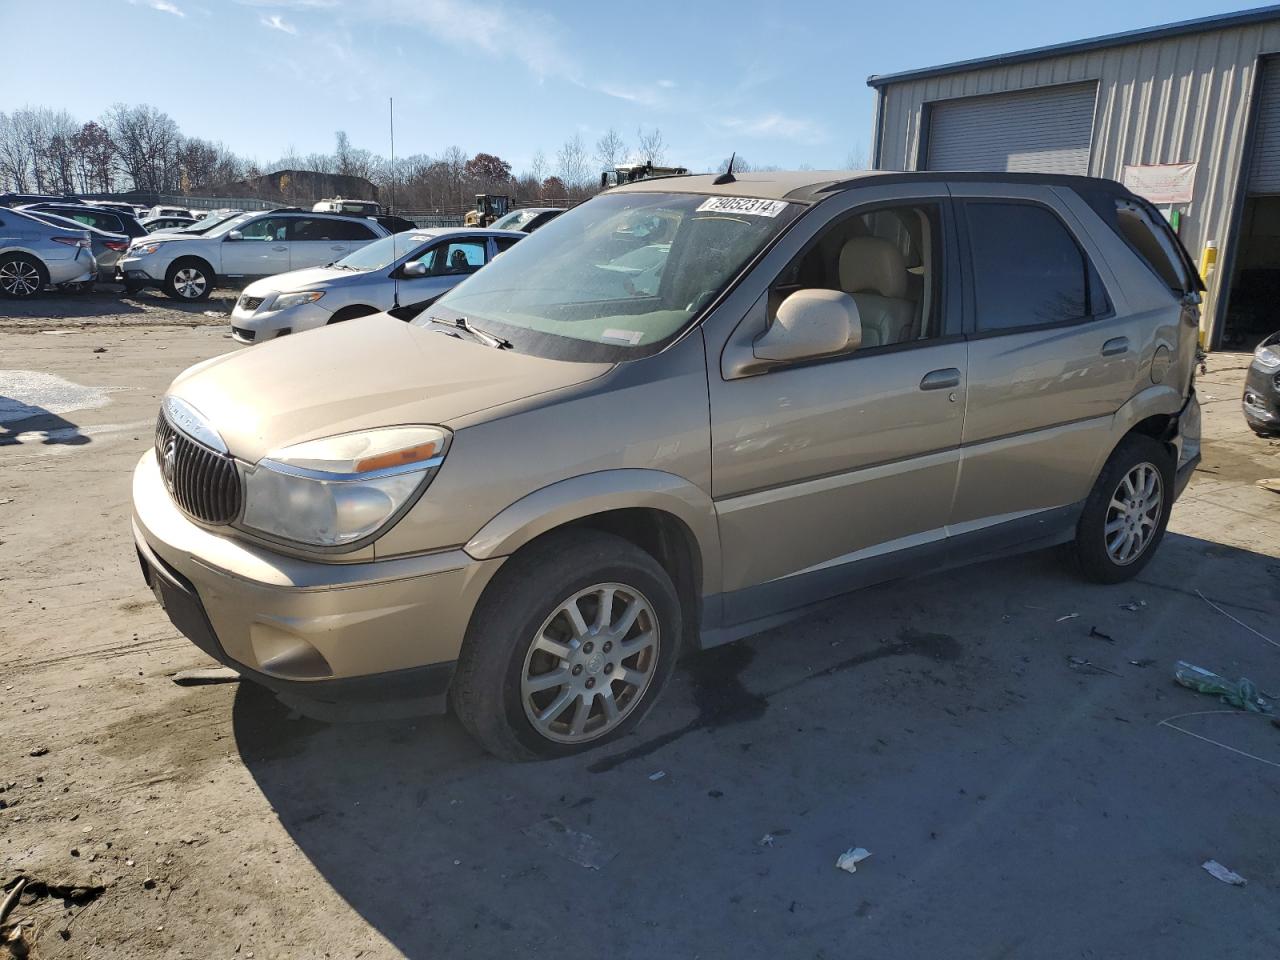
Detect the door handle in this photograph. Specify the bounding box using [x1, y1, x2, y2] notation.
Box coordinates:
[272, 245, 288, 252]
[1101, 336, 1129, 356]
[920, 368, 961, 391]
[331, 245, 345, 251]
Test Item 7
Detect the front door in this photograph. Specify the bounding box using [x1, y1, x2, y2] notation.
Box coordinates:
[949, 184, 1136, 533]
[709, 197, 966, 625]
[220, 216, 291, 276]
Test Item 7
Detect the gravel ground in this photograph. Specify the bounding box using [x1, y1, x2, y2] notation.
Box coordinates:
[1, 305, 1279, 959]
[0, 283, 240, 332]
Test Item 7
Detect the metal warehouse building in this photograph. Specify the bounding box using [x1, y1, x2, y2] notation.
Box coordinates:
[868, 5, 1280, 350]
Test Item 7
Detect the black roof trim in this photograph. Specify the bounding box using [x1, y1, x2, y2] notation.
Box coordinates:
[867, 4, 1280, 88]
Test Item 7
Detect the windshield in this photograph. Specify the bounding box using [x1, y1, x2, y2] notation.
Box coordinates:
[415, 192, 800, 360]
[336, 231, 436, 271]
[174, 212, 237, 233]
[197, 213, 255, 237]
[491, 209, 538, 230]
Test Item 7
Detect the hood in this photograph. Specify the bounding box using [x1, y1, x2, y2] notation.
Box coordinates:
[167, 314, 611, 462]
[242, 266, 352, 296]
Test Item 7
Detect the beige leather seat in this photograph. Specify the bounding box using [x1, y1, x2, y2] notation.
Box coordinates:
[838, 237, 917, 348]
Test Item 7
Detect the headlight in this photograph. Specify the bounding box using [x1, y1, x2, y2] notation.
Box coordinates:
[129, 242, 163, 257]
[270, 291, 325, 311]
[240, 426, 450, 547]
[1254, 343, 1280, 370]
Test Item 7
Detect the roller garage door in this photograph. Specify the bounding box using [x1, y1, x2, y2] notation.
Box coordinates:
[1248, 58, 1280, 194]
[924, 82, 1098, 175]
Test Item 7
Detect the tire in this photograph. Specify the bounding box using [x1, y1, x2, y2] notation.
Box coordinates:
[0, 253, 48, 299]
[163, 258, 213, 301]
[451, 529, 683, 761]
[327, 305, 378, 324]
[1070, 434, 1175, 584]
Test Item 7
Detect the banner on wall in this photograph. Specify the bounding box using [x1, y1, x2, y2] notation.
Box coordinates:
[1121, 162, 1197, 205]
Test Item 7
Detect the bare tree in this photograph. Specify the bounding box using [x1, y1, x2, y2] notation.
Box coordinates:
[636, 126, 666, 164]
[527, 148, 547, 184]
[106, 103, 183, 191]
[843, 143, 871, 170]
[594, 127, 627, 170]
[556, 133, 589, 189]
[716, 154, 753, 174]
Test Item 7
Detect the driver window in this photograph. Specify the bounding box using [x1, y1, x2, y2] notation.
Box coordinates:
[772, 203, 943, 350]
[237, 217, 288, 241]
[436, 240, 486, 275]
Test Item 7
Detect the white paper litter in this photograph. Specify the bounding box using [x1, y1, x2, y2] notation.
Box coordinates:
[647, 770, 666, 781]
[1201, 860, 1247, 886]
[835, 847, 872, 873]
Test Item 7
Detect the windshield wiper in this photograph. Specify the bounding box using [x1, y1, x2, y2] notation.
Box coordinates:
[429, 315, 511, 350]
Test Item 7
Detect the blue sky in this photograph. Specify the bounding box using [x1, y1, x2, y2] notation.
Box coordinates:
[2, 0, 1266, 173]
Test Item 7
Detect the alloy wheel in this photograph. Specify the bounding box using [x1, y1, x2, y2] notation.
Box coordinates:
[173, 267, 207, 299]
[0, 259, 41, 297]
[520, 582, 660, 744]
[1104, 462, 1163, 565]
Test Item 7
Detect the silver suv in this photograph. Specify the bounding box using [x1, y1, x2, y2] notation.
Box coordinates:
[132, 171, 1202, 760]
[118, 211, 389, 300]
[229, 228, 524, 343]
[0, 206, 97, 298]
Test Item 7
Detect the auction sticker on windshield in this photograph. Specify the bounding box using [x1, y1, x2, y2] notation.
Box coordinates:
[696, 197, 790, 217]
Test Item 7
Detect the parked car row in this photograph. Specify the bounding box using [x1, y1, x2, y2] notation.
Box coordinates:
[0, 206, 97, 296]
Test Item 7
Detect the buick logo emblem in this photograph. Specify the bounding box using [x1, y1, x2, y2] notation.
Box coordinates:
[162, 438, 177, 493]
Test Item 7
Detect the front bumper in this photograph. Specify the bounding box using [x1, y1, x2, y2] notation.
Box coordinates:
[131, 451, 504, 714]
[231, 299, 333, 343]
[118, 255, 165, 285]
[1242, 363, 1280, 434]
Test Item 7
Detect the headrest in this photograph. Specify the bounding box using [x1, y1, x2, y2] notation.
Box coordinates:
[839, 236, 908, 299]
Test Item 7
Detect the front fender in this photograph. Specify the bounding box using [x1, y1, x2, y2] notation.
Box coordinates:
[463, 469, 722, 596]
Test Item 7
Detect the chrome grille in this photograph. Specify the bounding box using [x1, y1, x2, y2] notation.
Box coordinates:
[238, 295, 264, 311]
[154, 411, 241, 524]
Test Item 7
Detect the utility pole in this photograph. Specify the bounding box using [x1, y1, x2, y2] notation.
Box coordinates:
[388, 96, 396, 213]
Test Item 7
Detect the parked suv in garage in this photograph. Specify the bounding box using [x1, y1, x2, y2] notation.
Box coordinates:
[132, 171, 1202, 759]
[229, 227, 524, 343]
[118, 210, 390, 300]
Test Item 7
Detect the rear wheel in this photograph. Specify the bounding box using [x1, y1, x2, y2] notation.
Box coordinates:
[164, 258, 213, 301]
[451, 529, 683, 761]
[0, 254, 47, 299]
[1070, 434, 1174, 583]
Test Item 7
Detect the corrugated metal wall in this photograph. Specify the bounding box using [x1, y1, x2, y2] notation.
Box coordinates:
[1248, 57, 1280, 191]
[874, 21, 1280, 341]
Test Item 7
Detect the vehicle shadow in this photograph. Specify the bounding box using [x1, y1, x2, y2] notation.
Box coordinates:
[0, 400, 90, 446]
[231, 530, 1280, 957]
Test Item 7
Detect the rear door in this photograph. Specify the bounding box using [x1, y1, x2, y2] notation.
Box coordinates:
[950, 182, 1134, 532]
[287, 217, 356, 269]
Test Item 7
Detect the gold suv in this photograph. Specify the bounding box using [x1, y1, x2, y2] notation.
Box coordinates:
[133, 171, 1203, 759]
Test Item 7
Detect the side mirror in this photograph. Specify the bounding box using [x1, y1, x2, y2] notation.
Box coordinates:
[401, 260, 429, 278]
[753, 289, 861, 363]
[226, 229, 243, 241]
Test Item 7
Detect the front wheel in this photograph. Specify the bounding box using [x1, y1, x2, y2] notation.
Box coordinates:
[164, 259, 213, 301]
[1070, 434, 1174, 583]
[451, 530, 683, 761]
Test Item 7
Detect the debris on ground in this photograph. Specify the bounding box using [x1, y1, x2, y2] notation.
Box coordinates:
[92, 347, 107, 354]
[202, 311, 224, 318]
[1258, 478, 1280, 494]
[1056, 613, 1080, 623]
[170, 666, 241, 686]
[0, 878, 26, 927]
[1068, 656, 1120, 677]
[757, 829, 790, 847]
[1089, 626, 1114, 642]
[1120, 600, 1147, 612]
[1173, 661, 1272, 713]
[836, 848, 872, 874]
[0, 499, 12, 506]
[1195, 588, 1280, 650]
[1130, 658, 1157, 668]
[647, 770, 666, 781]
[1201, 860, 1247, 886]
[27, 747, 47, 758]
[523, 817, 618, 870]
